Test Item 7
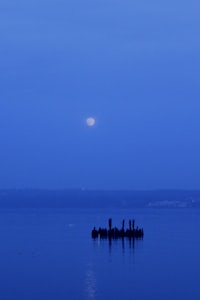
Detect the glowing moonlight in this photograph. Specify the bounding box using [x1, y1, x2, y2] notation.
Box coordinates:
[86, 117, 96, 126]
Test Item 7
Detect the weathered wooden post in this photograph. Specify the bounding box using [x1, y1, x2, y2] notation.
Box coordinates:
[108, 218, 112, 231]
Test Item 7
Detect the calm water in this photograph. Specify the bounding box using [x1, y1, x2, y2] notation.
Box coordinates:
[0, 207, 199, 300]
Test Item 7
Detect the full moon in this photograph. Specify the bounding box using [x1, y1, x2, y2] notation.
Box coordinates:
[86, 117, 96, 126]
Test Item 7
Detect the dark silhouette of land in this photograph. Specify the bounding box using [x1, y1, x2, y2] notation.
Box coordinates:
[0, 189, 200, 208]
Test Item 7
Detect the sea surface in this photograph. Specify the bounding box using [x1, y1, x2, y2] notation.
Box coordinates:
[0, 206, 199, 300]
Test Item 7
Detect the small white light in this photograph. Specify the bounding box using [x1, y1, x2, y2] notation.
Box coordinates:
[86, 117, 95, 126]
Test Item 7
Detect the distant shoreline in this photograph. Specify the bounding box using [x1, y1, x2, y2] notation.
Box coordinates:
[0, 189, 200, 209]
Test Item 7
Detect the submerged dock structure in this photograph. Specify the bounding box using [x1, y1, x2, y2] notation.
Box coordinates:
[91, 218, 144, 239]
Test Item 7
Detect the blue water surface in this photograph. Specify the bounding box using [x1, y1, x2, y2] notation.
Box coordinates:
[0, 207, 199, 300]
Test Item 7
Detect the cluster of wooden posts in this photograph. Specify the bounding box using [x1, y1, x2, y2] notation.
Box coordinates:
[91, 218, 144, 239]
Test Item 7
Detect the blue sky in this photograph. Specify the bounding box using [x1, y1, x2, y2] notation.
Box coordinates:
[0, 0, 200, 189]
